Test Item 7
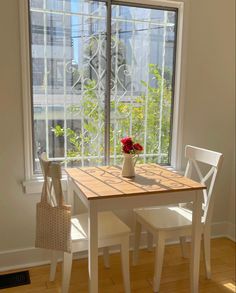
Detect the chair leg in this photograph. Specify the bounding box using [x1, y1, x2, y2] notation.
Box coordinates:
[203, 231, 211, 279]
[153, 233, 165, 293]
[147, 231, 153, 251]
[49, 250, 58, 281]
[62, 252, 73, 293]
[180, 236, 188, 258]
[121, 236, 131, 293]
[133, 218, 142, 265]
[103, 247, 110, 268]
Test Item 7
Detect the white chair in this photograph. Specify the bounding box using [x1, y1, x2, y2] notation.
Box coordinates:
[133, 145, 223, 292]
[39, 153, 131, 293]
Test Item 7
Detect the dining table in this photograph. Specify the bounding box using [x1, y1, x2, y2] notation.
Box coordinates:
[65, 163, 205, 293]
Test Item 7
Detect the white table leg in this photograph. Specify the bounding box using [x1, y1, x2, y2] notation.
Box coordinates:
[191, 190, 203, 293]
[88, 202, 98, 293]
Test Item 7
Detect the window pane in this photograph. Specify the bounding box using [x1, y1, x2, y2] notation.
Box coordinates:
[30, 0, 43, 9]
[30, 0, 107, 172]
[110, 5, 176, 165]
[29, 1, 177, 173]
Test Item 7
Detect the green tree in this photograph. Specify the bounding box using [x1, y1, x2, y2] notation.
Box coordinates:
[52, 64, 172, 165]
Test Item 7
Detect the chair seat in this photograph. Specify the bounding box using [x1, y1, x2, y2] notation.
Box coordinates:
[135, 207, 198, 231]
[71, 211, 131, 241]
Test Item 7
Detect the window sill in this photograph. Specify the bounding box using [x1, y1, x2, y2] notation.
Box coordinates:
[22, 177, 68, 194]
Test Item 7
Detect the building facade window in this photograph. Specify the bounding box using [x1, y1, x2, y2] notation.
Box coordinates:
[21, 0, 185, 180]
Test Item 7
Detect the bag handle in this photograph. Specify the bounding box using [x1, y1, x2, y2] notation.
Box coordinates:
[40, 160, 52, 204]
[39, 153, 65, 207]
[50, 163, 65, 207]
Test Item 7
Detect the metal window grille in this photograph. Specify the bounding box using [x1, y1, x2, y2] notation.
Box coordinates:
[29, 0, 177, 173]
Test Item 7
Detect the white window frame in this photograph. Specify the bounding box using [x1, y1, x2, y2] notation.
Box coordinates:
[19, 0, 189, 194]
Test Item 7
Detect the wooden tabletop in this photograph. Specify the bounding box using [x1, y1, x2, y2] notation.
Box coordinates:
[65, 164, 206, 200]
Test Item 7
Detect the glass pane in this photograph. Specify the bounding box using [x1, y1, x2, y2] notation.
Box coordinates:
[30, 0, 43, 9]
[46, 0, 64, 12]
[29, 0, 107, 171]
[110, 5, 176, 165]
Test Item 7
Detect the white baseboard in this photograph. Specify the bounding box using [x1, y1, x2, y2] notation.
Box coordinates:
[0, 221, 235, 273]
[226, 222, 236, 242]
[0, 247, 52, 273]
[211, 221, 236, 241]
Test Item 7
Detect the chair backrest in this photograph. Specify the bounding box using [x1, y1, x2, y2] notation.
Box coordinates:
[184, 145, 223, 226]
[38, 152, 63, 207]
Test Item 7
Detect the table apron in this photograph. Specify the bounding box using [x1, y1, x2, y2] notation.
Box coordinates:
[85, 190, 200, 212]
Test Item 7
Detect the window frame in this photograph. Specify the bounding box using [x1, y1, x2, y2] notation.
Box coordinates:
[20, 0, 188, 193]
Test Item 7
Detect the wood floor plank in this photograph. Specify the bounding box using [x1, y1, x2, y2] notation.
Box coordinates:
[0, 238, 235, 292]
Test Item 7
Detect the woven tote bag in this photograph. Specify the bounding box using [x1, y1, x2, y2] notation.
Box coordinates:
[35, 163, 71, 253]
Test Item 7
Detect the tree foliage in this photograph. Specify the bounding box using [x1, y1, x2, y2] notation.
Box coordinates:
[52, 64, 172, 166]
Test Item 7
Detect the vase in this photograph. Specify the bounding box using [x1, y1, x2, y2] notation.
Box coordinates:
[122, 153, 136, 178]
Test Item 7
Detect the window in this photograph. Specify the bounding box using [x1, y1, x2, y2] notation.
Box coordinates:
[21, 0, 185, 182]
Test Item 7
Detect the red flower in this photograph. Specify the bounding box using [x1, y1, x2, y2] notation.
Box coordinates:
[121, 136, 143, 154]
[121, 137, 133, 146]
[123, 144, 133, 154]
[133, 143, 143, 151]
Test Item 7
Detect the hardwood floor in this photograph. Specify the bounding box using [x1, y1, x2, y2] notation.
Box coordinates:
[1, 238, 235, 292]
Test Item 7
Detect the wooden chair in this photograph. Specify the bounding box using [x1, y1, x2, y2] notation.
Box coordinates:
[133, 145, 223, 292]
[39, 153, 131, 293]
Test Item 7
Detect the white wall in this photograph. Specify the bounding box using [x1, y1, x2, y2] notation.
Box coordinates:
[0, 0, 235, 269]
[182, 0, 235, 233]
[0, 0, 40, 252]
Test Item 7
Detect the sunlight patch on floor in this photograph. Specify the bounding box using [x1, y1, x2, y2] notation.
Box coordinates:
[222, 282, 236, 292]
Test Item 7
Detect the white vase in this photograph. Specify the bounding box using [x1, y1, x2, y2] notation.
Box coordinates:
[122, 153, 136, 178]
